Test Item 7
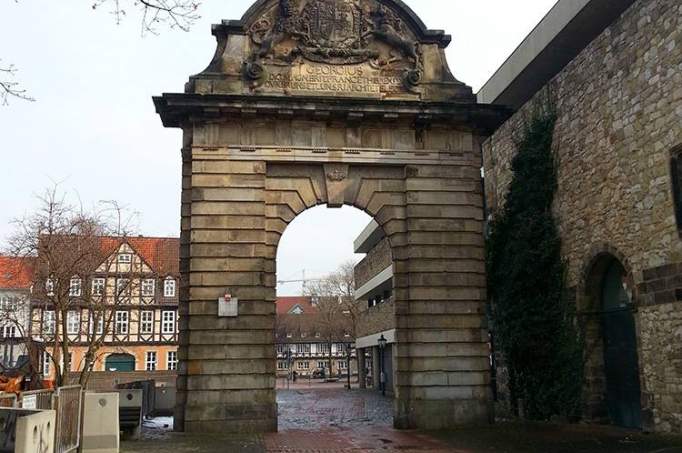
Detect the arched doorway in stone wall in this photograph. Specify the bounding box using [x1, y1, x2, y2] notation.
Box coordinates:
[154, 0, 508, 434]
[583, 252, 642, 429]
[273, 204, 396, 429]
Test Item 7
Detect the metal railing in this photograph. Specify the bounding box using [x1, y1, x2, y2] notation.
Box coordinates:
[54, 385, 82, 453]
[20, 389, 54, 410]
[0, 392, 17, 408]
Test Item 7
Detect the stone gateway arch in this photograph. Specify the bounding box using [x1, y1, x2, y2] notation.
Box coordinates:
[154, 0, 508, 433]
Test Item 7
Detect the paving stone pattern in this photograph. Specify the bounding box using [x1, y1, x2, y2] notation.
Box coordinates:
[277, 389, 393, 430]
[122, 389, 682, 452]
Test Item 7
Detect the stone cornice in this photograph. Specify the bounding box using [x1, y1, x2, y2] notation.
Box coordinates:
[153, 93, 512, 134]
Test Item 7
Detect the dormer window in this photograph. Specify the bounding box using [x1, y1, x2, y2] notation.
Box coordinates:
[164, 278, 176, 298]
[69, 277, 82, 297]
[117, 253, 132, 264]
[290, 305, 304, 315]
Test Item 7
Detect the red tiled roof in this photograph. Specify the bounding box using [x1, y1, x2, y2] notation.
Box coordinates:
[276, 296, 317, 315]
[99, 236, 179, 275]
[0, 256, 34, 290]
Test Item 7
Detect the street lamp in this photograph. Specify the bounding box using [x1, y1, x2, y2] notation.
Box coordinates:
[287, 347, 294, 389]
[345, 342, 355, 390]
[378, 334, 387, 397]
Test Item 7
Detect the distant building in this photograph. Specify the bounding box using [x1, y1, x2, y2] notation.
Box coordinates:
[0, 256, 33, 368]
[30, 236, 180, 378]
[353, 220, 394, 394]
[275, 296, 356, 379]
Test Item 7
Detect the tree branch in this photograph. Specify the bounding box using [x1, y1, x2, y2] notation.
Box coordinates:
[92, 0, 201, 35]
[0, 61, 35, 105]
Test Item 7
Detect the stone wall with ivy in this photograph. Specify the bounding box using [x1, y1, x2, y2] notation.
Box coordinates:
[482, 0, 682, 432]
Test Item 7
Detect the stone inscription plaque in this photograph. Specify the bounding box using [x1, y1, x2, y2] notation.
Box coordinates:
[263, 64, 404, 95]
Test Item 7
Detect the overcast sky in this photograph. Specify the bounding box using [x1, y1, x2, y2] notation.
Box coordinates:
[0, 0, 557, 295]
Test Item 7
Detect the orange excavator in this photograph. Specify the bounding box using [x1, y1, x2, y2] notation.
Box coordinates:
[0, 351, 55, 400]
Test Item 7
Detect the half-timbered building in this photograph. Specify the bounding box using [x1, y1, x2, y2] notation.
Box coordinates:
[30, 236, 180, 376]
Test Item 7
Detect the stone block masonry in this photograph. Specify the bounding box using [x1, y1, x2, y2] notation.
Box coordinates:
[156, 0, 509, 434]
[483, 0, 682, 432]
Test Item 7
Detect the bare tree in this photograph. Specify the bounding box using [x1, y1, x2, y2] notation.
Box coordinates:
[304, 261, 358, 375]
[3, 1, 201, 104]
[6, 185, 137, 386]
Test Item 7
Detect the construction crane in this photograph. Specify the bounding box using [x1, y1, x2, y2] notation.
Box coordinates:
[276, 270, 325, 293]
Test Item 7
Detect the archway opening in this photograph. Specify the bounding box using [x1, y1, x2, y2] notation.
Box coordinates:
[275, 204, 395, 430]
[584, 253, 642, 429]
[105, 353, 136, 372]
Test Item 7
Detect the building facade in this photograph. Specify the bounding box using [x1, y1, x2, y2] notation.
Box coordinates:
[0, 256, 33, 368]
[275, 296, 356, 379]
[353, 221, 395, 395]
[30, 237, 180, 378]
[480, 0, 682, 432]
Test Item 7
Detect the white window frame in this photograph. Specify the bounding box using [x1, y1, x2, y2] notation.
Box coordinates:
[115, 311, 129, 335]
[297, 361, 309, 370]
[2, 325, 16, 339]
[43, 310, 56, 335]
[69, 277, 82, 297]
[116, 278, 130, 298]
[46, 278, 55, 297]
[66, 311, 80, 335]
[141, 311, 154, 335]
[91, 278, 105, 296]
[277, 360, 288, 370]
[141, 279, 155, 297]
[167, 351, 178, 371]
[145, 351, 157, 371]
[161, 311, 176, 334]
[117, 253, 132, 264]
[317, 361, 326, 369]
[90, 311, 105, 335]
[42, 351, 50, 376]
[161, 310, 177, 334]
[163, 278, 176, 298]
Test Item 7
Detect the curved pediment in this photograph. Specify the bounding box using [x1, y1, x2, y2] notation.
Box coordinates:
[239, 0, 452, 47]
[190, 0, 474, 102]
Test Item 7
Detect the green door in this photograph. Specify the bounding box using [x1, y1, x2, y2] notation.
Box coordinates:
[601, 261, 642, 429]
[105, 353, 136, 372]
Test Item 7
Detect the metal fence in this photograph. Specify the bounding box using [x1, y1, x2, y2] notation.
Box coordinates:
[0, 393, 17, 408]
[54, 385, 82, 453]
[20, 389, 54, 410]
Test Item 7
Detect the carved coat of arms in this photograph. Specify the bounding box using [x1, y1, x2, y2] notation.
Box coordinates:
[245, 0, 423, 91]
[298, 0, 372, 64]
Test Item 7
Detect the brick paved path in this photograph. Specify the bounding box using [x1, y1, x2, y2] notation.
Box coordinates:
[122, 389, 682, 452]
[277, 388, 392, 430]
[270, 388, 454, 452]
[265, 427, 455, 452]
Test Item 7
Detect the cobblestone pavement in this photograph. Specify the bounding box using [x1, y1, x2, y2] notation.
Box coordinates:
[122, 388, 682, 452]
[277, 388, 392, 430]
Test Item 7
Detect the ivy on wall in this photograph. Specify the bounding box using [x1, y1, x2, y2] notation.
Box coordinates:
[486, 104, 583, 420]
